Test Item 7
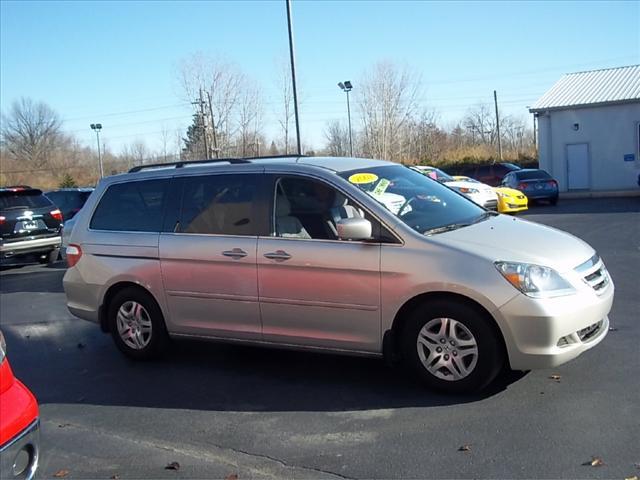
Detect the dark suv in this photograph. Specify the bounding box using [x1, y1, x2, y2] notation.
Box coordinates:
[0, 187, 62, 264]
[45, 188, 94, 221]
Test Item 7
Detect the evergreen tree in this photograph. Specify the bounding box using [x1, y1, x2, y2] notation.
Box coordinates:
[59, 173, 77, 188]
[181, 114, 205, 160]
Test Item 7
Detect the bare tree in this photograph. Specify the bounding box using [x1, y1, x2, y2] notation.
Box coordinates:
[324, 120, 350, 157]
[1, 98, 63, 166]
[159, 124, 172, 161]
[275, 59, 295, 154]
[357, 61, 421, 162]
[179, 53, 247, 157]
[237, 82, 263, 156]
[463, 104, 498, 146]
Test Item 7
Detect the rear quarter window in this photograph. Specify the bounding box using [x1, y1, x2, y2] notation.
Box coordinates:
[90, 179, 168, 232]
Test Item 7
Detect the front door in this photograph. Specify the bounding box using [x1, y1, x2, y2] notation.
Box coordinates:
[257, 175, 382, 353]
[567, 143, 590, 190]
[159, 173, 267, 339]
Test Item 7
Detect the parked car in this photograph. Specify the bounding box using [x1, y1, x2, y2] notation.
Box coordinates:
[0, 330, 40, 480]
[501, 169, 559, 205]
[63, 156, 613, 393]
[1, 186, 62, 265]
[453, 176, 528, 214]
[456, 162, 522, 187]
[45, 188, 94, 222]
[412, 166, 498, 210]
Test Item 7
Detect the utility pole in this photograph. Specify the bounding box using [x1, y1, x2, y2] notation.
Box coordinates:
[286, 0, 302, 156]
[493, 90, 502, 162]
[206, 91, 219, 158]
[192, 89, 209, 159]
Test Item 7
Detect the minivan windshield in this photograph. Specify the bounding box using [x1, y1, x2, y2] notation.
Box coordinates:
[339, 165, 490, 235]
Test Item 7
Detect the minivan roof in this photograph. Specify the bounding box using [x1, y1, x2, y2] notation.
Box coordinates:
[125, 155, 393, 177]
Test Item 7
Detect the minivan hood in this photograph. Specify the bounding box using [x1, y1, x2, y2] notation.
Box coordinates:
[429, 214, 594, 272]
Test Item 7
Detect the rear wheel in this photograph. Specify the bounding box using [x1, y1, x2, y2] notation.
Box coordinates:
[38, 248, 60, 265]
[401, 299, 504, 393]
[108, 287, 169, 360]
[549, 196, 558, 205]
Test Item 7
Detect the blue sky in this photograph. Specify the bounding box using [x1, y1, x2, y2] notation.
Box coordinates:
[1, 0, 638, 154]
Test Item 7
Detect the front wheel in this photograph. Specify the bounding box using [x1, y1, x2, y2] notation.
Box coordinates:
[401, 300, 504, 393]
[549, 196, 558, 206]
[108, 287, 169, 360]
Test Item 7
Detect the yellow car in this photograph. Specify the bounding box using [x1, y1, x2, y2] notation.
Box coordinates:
[453, 176, 528, 213]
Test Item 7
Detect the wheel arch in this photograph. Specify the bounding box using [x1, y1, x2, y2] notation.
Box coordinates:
[385, 291, 508, 362]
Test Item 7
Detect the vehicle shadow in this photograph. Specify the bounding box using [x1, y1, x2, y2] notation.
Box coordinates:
[3, 325, 527, 413]
[0, 269, 65, 293]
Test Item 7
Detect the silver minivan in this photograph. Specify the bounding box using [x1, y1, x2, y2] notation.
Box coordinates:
[63, 156, 613, 392]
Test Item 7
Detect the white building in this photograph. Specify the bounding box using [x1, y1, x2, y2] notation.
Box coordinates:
[530, 65, 640, 192]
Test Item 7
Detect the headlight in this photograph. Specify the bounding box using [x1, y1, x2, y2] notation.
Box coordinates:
[495, 261, 575, 298]
[457, 187, 479, 194]
[0, 330, 6, 364]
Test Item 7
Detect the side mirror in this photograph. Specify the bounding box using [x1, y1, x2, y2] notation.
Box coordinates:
[336, 218, 372, 241]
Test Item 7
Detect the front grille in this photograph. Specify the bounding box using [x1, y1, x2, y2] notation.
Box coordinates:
[575, 255, 609, 295]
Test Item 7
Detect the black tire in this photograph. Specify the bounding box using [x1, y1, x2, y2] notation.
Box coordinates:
[107, 287, 169, 360]
[550, 196, 558, 206]
[401, 299, 504, 393]
[38, 248, 59, 265]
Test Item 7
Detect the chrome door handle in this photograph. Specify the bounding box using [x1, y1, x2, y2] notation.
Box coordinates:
[264, 250, 291, 261]
[222, 248, 248, 259]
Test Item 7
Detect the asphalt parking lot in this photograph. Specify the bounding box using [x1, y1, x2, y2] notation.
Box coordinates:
[1, 197, 639, 479]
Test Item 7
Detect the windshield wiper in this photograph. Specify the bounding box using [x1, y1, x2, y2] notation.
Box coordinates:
[424, 223, 471, 235]
[471, 211, 499, 224]
[424, 211, 498, 235]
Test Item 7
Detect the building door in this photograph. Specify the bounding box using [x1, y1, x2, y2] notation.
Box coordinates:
[567, 143, 590, 190]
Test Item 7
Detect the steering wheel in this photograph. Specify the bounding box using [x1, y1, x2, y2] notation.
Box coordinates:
[397, 195, 419, 217]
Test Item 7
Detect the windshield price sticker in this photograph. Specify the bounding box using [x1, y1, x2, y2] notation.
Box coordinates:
[348, 173, 378, 184]
[372, 178, 391, 195]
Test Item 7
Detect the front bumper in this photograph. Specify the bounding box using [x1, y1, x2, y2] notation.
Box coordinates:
[496, 280, 614, 370]
[1, 236, 61, 259]
[0, 419, 39, 480]
[468, 192, 499, 210]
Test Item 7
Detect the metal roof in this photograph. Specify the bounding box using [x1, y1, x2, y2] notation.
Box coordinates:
[529, 64, 640, 112]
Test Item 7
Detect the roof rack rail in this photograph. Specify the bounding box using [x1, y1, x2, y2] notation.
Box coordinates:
[128, 154, 305, 173]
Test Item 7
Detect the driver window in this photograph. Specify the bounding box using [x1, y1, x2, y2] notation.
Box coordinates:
[274, 177, 370, 241]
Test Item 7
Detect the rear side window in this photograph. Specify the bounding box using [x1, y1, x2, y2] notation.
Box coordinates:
[46, 191, 92, 211]
[90, 179, 168, 232]
[0, 190, 52, 209]
[179, 174, 260, 236]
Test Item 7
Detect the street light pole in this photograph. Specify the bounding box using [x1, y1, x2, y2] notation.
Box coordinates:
[286, 0, 302, 156]
[90, 123, 104, 178]
[338, 81, 353, 156]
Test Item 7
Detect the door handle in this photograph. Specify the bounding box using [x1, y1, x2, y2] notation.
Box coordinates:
[264, 250, 291, 261]
[222, 248, 248, 259]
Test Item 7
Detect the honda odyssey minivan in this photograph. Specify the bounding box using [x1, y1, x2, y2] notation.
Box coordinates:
[63, 156, 613, 392]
